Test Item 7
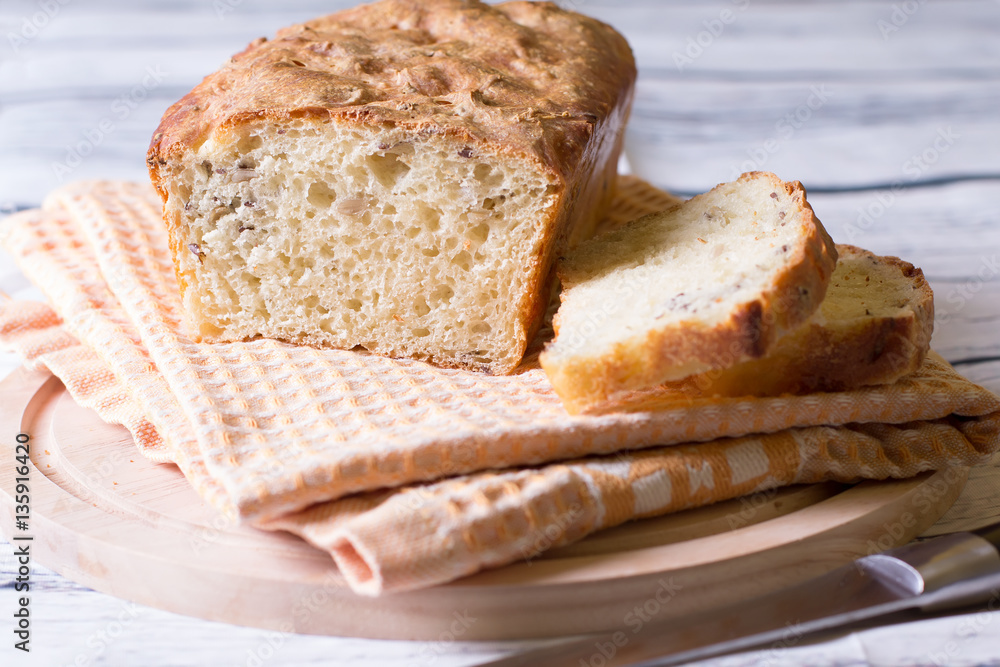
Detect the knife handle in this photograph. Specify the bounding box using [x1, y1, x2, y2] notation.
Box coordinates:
[973, 521, 1000, 554]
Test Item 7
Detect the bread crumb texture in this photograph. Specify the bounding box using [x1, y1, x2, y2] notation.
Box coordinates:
[541, 172, 839, 411]
[147, 0, 636, 374]
[577, 245, 935, 414]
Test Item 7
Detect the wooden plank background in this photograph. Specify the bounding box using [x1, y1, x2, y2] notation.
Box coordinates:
[1, 1, 998, 665]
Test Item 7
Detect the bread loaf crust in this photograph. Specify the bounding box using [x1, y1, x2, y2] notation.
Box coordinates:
[148, 0, 635, 179]
[146, 0, 636, 373]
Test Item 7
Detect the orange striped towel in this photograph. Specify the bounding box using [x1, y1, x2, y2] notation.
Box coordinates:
[1, 177, 997, 594]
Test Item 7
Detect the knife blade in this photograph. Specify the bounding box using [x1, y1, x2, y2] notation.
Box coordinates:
[485, 522, 1000, 667]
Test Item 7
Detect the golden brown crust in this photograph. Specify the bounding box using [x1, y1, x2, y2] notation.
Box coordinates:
[148, 0, 634, 174]
[580, 245, 935, 414]
[543, 172, 839, 411]
[146, 0, 635, 210]
[146, 0, 635, 374]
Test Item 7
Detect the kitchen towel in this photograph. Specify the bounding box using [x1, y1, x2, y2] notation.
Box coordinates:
[1, 176, 997, 594]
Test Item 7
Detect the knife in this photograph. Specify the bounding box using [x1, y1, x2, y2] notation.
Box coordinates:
[484, 522, 1000, 667]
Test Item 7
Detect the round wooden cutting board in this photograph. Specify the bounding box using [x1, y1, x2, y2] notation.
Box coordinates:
[0, 366, 969, 641]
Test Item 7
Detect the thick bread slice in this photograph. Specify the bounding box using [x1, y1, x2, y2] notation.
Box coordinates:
[146, 0, 636, 375]
[580, 245, 935, 413]
[539, 171, 838, 412]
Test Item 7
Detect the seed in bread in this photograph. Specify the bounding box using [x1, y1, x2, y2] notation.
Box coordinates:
[146, 0, 636, 374]
[579, 245, 934, 413]
[540, 171, 838, 412]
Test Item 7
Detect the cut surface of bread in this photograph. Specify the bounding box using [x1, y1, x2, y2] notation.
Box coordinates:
[147, 0, 636, 374]
[581, 245, 935, 413]
[540, 171, 838, 412]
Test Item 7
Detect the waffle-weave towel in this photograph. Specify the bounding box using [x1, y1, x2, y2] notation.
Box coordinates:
[1, 177, 998, 594]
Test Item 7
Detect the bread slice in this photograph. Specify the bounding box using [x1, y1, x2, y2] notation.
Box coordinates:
[539, 171, 838, 412]
[580, 245, 935, 413]
[146, 0, 636, 374]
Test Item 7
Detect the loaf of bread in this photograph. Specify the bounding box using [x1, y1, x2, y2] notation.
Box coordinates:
[146, 0, 636, 374]
[575, 245, 934, 413]
[540, 172, 839, 411]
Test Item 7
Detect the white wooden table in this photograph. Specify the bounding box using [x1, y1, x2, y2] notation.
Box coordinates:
[2, 1, 1000, 665]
